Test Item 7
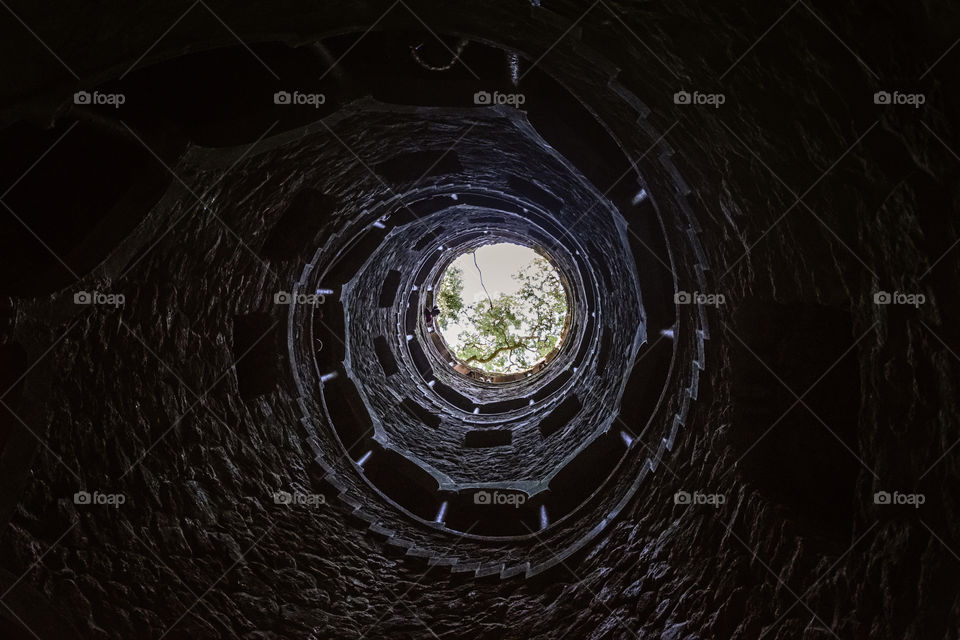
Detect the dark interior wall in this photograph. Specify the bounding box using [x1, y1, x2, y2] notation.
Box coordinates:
[0, 1, 957, 639]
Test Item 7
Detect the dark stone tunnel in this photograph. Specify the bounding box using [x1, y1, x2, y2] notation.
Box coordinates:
[0, 1, 958, 638]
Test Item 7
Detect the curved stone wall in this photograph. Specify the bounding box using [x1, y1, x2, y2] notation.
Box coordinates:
[0, 2, 956, 639]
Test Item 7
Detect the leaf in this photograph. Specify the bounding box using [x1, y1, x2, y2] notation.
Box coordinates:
[439, 254, 568, 374]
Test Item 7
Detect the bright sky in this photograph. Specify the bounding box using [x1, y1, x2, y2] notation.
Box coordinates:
[455, 243, 534, 304]
[439, 243, 541, 350]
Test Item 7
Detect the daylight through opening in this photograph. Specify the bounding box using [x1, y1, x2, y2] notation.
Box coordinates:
[431, 242, 570, 377]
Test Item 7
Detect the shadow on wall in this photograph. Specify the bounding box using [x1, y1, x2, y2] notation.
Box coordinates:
[728, 300, 861, 539]
[0, 122, 171, 297]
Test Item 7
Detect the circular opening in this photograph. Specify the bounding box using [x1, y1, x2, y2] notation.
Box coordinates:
[431, 242, 570, 377]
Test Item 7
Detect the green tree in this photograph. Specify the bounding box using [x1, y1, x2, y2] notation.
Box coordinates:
[437, 256, 567, 374]
[436, 265, 464, 330]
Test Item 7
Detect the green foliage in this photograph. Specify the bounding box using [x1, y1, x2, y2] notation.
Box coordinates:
[436, 266, 464, 330]
[438, 256, 567, 374]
